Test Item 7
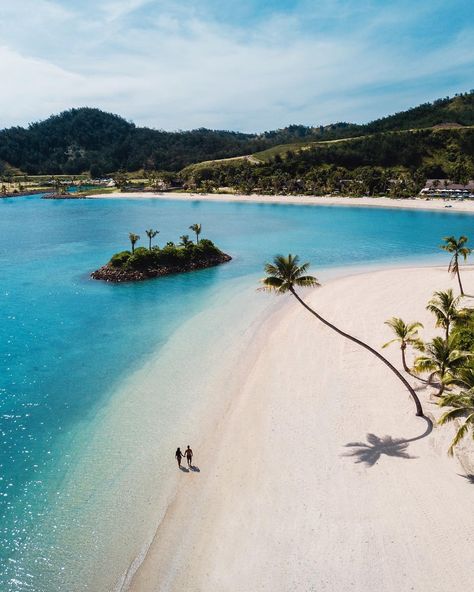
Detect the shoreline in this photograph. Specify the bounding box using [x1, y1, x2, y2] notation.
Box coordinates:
[89, 191, 474, 214]
[127, 263, 474, 592]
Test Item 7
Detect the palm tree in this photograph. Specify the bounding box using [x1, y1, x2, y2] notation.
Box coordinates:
[440, 235, 471, 296]
[382, 318, 424, 372]
[413, 336, 470, 396]
[445, 360, 474, 391]
[180, 234, 192, 247]
[145, 229, 159, 251]
[129, 233, 140, 254]
[53, 178, 63, 194]
[438, 389, 474, 455]
[261, 254, 424, 417]
[189, 223, 202, 244]
[426, 289, 461, 339]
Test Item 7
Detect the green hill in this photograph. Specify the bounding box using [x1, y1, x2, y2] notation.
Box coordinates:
[181, 126, 474, 198]
[0, 91, 473, 177]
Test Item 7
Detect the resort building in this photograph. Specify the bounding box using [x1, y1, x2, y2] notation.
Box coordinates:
[420, 179, 474, 198]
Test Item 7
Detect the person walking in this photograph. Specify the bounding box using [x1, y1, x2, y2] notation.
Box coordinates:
[175, 447, 184, 469]
[185, 445, 193, 468]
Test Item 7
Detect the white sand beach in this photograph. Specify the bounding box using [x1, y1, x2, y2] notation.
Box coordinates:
[128, 265, 474, 592]
[96, 191, 474, 214]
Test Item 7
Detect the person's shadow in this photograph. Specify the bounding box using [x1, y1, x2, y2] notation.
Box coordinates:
[190, 465, 200, 472]
[179, 466, 189, 473]
[343, 416, 433, 467]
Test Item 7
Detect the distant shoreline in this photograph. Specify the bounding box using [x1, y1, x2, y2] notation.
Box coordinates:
[89, 191, 474, 214]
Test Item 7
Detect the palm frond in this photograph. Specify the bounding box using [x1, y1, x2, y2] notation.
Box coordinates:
[259, 276, 285, 293]
[382, 338, 399, 349]
[294, 275, 320, 288]
[407, 321, 424, 332]
[438, 407, 468, 425]
[447, 423, 469, 456]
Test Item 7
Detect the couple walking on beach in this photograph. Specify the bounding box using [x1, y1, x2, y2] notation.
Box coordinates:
[175, 445, 193, 469]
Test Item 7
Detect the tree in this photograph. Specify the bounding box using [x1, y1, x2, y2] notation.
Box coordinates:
[440, 236, 471, 296]
[445, 361, 474, 391]
[261, 254, 424, 416]
[53, 177, 64, 194]
[113, 170, 128, 190]
[413, 336, 470, 396]
[382, 318, 424, 372]
[426, 289, 461, 339]
[438, 389, 474, 455]
[129, 233, 140, 254]
[145, 229, 159, 250]
[179, 234, 192, 247]
[189, 223, 202, 244]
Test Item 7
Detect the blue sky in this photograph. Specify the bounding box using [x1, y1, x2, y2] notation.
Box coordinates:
[0, 0, 472, 131]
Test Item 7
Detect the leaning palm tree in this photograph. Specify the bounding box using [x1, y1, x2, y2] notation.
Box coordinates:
[145, 229, 159, 251]
[413, 335, 470, 396]
[441, 235, 471, 296]
[189, 223, 202, 244]
[438, 389, 474, 455]
[382, 318, 424, 372]
[426, 289, 461, 339]
[261, 254, 424, 417]
[129, 232, 140, 254]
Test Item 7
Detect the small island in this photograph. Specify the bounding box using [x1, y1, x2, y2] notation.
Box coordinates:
[91, 225, 231, 282]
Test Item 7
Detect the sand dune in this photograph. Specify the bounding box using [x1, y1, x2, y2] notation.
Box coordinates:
[129, 266, 474, 592]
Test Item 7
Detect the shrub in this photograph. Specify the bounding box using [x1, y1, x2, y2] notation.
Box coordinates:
[453, 310, 474, 351]
[110, 250, 131, 268]
[195, 239, 220, 257]
[156, 244, 186, 266]
[127, 247, 157, 270]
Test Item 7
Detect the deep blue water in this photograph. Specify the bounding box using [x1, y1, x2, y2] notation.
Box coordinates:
[1, 195, 473, 590]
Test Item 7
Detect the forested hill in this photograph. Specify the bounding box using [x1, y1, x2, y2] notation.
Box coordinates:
[0, 109, 267, 175]
[0, 91, 473, 175]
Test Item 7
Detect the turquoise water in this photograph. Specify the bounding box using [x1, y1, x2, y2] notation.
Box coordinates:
[1, 196, 473, 591]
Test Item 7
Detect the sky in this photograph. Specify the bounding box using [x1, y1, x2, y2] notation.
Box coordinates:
[0, 0, 472, 132]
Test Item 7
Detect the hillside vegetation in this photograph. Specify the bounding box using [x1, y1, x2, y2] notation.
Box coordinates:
[0, 91, 473, 178]
[182, 126, 474, 197]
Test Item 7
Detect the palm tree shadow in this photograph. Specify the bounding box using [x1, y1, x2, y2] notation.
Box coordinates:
[343, 417, 433, 467]
[459, 473, 474, 484]
[407, 371, 431, 385]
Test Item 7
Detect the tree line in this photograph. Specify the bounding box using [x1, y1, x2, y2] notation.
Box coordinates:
[0, 91, 473, 177]
[182, 128, 474, 196]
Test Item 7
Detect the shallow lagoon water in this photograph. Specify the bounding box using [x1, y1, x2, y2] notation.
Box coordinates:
[0, 196, 473, 591]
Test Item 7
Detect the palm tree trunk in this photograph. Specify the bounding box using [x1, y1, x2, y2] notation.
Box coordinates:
[149, 237, 152, 251]
[401, 346, 409, 373]
[456, 267, 464, 296]
[290, 287, 424, 417]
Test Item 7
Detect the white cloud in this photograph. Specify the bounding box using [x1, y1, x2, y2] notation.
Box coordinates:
[0, 1, 472, 131]
[101, 0, 155, 22]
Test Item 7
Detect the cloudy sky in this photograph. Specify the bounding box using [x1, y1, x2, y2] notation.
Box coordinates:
[0, 0, 472, 132]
